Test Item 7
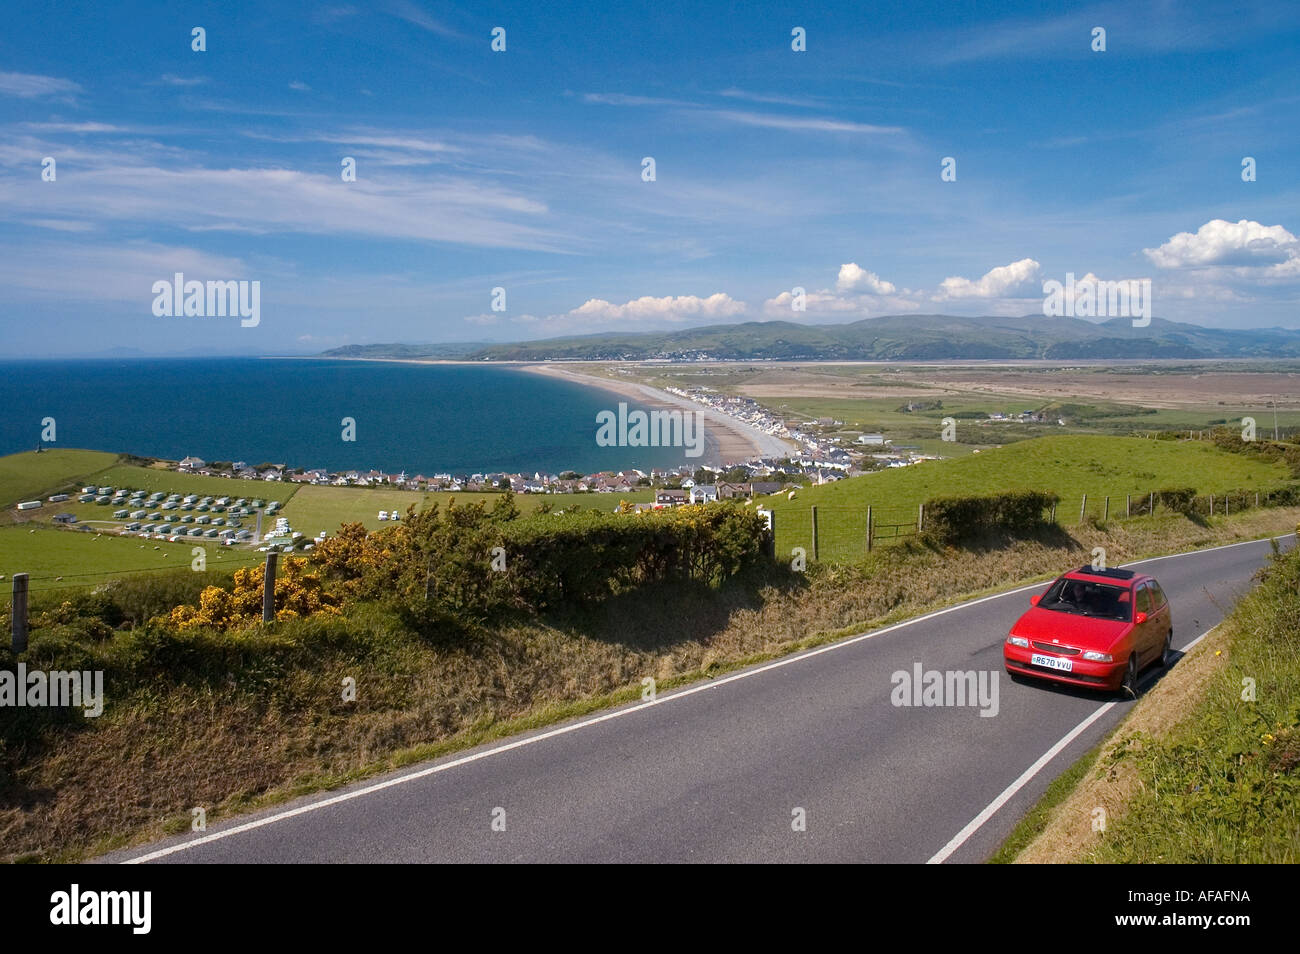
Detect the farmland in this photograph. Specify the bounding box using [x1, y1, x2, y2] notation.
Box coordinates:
[765, 434, 1294, 562]
[0, 450, 657, 596]
[281, 484, 652, 533]
[0, 524, 260, 601]
[621, 360, 1300, 450]
[81, 463, 292, 501]
[0, 448, 118, 509]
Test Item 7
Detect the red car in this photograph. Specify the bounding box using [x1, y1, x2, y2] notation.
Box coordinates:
[1004, 566, 1173, 695]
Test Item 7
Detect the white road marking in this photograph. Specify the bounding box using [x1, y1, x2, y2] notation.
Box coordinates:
[926, 622, 1222, 865]
[123, 534, 1286, 863]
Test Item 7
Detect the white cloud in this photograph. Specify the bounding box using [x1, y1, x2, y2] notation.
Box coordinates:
[937, 258, 1041, 299]
[159, 74, 207, 87]
[0, 71, 81, 98]
[568, 293, 746, 325]
[1144, 219, 1299, 273]
[707, 110, 902, 135]
[762, 263, 915, 318]
[0, 163, 565, 251]
[21, 122, 124, 133]
[387, 0, 464, 39]
[582, 92, 697, 108]
[0, 241, 252, 304]
[836, 263, 896, 294]
[289, 81, 312, 92]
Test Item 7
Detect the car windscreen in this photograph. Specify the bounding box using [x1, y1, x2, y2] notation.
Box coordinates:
[1038, 578, 1131, 621]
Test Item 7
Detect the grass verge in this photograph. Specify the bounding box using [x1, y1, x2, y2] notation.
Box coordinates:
[1002, 539, 1300, 863]
[3, 506, 1297, 863]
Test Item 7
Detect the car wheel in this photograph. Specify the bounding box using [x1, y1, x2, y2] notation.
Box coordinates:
[1161, 629, 1174, 668]
[1120, 655, 1139, 698]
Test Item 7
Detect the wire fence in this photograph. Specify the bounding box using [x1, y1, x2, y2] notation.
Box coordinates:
[771, 486, 1300, 564]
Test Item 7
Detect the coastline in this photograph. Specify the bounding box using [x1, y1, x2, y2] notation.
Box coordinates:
[301, 355, 798, 464]
[518, 363, 797, 462]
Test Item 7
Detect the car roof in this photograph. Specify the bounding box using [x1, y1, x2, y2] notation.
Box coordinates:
[1064, 566, 1146, 585]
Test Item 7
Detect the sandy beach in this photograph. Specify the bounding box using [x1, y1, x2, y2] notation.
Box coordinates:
[307, 355, 797, 465]
[520, 364, 797, 464]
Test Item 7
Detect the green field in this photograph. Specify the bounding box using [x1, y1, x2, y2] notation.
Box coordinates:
[0, 525, 261, 598]
[79, 463, 295, 501]
[0, 449, 119, 508]
[0, 451, 658, 589]
[281, 485, 651, 534]
[766, 434, 1294, 562]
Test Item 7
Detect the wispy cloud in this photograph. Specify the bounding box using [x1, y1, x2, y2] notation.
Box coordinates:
[20, 121, 125, 134]
[158, 74, 207, 87]
[0, 70, 81, 99]
[582, 92, 698, 108]
[718, 88, 823, 108]
[707, 110, 903, 135]
[387, 0, 465, 40]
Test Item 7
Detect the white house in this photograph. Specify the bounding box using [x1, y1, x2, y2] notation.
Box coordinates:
[689, 485, 718, 504]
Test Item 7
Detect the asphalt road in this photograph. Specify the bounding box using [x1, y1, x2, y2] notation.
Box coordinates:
[109, 534, 1292, 864]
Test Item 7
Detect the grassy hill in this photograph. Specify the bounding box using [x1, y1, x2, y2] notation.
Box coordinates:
[0, 525, 261, 600]
[766, 435, 1293, 561]
[327, 315, 1300, 362]
[0, 449, 119, 508]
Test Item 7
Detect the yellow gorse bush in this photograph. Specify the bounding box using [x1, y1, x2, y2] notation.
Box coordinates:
[163, 557, 341, 632]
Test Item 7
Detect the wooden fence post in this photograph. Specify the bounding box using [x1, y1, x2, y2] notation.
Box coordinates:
[1102, 496, 1109, 522]
[1209, 493, 1214, 516]
[767, 509, 776, 559]
[11, 573, 28, 653]
[1149, 492, 1155, 516]
[917, 502, 925, 533]
[1079, 494, 1088, 523]
[262, 552, 278, 623]
[1126, 494, 1131, 518]
[810, 506, 818, 562]
[866, 505, 873, 554]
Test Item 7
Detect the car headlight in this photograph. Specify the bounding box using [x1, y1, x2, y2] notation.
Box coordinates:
[1007, 636, 1029, 648]
[1082, 650, 1113, 662]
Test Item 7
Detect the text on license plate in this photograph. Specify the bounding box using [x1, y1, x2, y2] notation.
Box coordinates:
[1031, 653, 1073, 672]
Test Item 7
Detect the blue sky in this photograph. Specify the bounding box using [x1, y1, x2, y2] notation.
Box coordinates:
[1, 0, 1297, 355]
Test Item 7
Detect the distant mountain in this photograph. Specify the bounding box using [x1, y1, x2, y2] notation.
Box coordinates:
[321, 341, 491, 359]
[321, 316, 1300, 362]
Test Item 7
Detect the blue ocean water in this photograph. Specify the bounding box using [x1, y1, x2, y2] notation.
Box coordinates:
[0, 358, 706, 474]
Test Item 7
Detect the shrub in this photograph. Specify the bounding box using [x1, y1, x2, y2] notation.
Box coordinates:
[922, 490, 1058, 545]
[1155, 487, 1197, 515]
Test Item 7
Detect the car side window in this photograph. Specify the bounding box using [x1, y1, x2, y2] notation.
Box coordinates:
[1135, 584, 1152, 616]
[1149, 581, 1166, 608]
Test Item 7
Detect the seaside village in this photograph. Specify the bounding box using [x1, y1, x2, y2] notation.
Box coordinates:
[15, 390, 957, 550]
[159, 386, 946, 505]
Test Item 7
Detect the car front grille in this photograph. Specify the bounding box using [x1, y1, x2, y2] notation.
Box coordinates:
[1031, 641, 1081, 656]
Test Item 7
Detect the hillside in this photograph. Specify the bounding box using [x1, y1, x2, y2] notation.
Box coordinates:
[0, 449, 120, 509]
[765, 434, 1294, 561]
[322, 316, 1300, 362]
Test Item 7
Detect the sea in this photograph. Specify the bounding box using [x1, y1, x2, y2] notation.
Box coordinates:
[0, 358, 710, 475]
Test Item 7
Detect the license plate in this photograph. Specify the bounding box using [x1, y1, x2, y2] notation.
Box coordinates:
[1031, 653, 1073, 672]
